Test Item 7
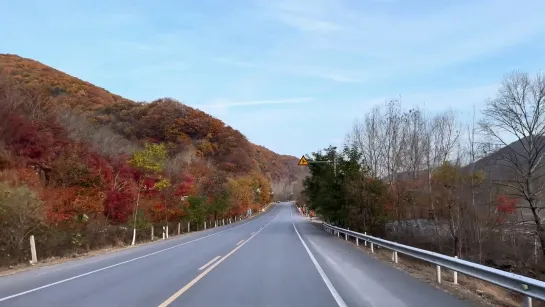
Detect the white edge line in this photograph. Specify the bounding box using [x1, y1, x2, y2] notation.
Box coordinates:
[236, 240, 245, 246]
[198, 256, 221, 271]
[251, 232, 256, 235]
[291, 207, 347, 307]
[0, 205, 279, 302]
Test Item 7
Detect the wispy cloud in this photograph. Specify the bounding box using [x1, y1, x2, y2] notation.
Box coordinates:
[129, 61, 186, 74]
[198, 97, 314, 109]
[274, 14, 344, 34]
[212, 57, 364, 83]
[255, 0, 545, 81]
[211, 57, 260, 68]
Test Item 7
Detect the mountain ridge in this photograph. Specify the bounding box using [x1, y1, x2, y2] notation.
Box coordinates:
[0, 53, 307, 182]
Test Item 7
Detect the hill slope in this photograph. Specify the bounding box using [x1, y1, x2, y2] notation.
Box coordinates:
[0, 54, 307, 265]
[0, 54, 307, 182]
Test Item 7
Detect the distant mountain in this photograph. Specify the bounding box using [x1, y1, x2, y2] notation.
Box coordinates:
[463, 137, 545, 221]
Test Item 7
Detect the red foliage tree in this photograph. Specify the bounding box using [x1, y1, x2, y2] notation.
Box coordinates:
[104, 190, 133, 223]
[496, 195, 517, 214]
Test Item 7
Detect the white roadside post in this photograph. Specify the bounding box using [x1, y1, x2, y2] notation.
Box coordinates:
[29, 235, 37, 264]
[204, 221, 206, 230]
[453, 256, 458, 284]
[364, 232, 368, 247]
[162, 226, 165, 240]
[525, 296, 533, 307]
[151, 226, 154, 241]
[188, 221, 190, 233]
[436, 265, 442, 284]
[178, 223, 181, 235]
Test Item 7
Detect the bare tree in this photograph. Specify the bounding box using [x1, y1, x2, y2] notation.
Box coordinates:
[353, 106, 385, 178]
[403, 107, 427, 178]
[164, 149, 196, 179]
[479, 71, 545, 255]
[381, 99, 406, 185]
[432, 110, 461, 165]
[56, 108, 137, 157]
[271, 179, 293, 201]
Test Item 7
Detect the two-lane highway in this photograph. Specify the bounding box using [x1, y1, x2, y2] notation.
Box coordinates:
[0, 203, 471, 307]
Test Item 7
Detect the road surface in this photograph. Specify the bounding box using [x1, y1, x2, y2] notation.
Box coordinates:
[0, 202, 471, 307]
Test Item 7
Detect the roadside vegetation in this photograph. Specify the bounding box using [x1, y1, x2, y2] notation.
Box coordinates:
[301, 70, 545, 283]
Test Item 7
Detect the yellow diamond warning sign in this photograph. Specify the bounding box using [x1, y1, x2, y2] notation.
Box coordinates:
[298, 156, 308, 166]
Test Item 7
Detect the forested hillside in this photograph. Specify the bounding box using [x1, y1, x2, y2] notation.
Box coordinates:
[0, 54, 306, 266]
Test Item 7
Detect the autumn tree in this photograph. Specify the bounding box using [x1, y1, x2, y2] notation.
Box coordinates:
[432, 162, 473, 257]
[129, 143, 168, 245]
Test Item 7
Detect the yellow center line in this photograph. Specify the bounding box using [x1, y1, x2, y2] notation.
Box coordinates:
[157, 209, 281, 307]
[236, 240, 245, 246]
[198, 256, 221, 271]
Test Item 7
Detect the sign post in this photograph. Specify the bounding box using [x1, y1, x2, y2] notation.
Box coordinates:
[298, 155, 336, 176]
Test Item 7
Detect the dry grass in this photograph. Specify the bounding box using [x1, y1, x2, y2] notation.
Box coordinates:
[309, 219, 544, 307]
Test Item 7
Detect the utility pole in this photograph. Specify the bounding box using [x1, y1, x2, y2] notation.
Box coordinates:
[332, 146, 337, 177]
[333, 152, 337, 177]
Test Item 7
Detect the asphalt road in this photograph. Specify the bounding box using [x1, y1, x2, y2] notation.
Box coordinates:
[0, 202, 471, 307]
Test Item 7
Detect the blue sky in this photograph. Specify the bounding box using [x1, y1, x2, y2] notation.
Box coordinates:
[2, 0, 545, 157]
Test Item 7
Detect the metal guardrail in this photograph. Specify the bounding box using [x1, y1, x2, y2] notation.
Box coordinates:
[322, 222, 545, 306]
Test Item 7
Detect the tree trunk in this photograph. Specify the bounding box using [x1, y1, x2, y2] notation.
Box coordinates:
[131, 183, 142, 246]
[530, 206, 545, 256]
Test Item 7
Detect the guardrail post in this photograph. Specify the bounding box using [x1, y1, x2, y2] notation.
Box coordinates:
[364, 232, 367, 247]
[337, 231, 340, 237]
[345, 233, 348, 241]
[356, 237, 359, 246]
[178, 223, 181, 235]
[453, 256, 458, 285]
[151, 226, 154, 241]
[166, 225, 169, 238]
[29, 235, 37, 264]
[436, 265, 442, 284]
[525, 296, 532, 307]
[392, 251, 398, 263]
[370, 242, 374, 253]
